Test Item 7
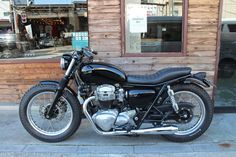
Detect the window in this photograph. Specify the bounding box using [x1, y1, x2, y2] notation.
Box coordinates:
[125, 0, 184, 53]
[0, 1, 88, 60]
[228, 24, 236, 32]
[3, 12, 10, 16]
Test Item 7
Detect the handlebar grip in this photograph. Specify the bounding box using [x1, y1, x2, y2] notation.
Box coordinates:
[92, 51, 98, 55]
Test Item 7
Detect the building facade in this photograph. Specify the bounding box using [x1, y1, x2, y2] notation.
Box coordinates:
[88, 0, 220, 97]
[0, 0, 222, 105]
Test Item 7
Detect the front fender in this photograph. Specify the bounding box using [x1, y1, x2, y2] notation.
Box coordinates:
[39, 80, 77, 97]
[184, 72, 213, 88]
[39, 80, 60, 86]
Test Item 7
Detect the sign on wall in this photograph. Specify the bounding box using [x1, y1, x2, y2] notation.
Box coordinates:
[72, 32, 88, 50]
[127, 4, 147, 33]
[142, 4, 158, 16]
[25, 24, 33, 39]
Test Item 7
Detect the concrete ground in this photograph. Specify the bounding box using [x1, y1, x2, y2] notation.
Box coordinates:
[0, 103, 236, 157]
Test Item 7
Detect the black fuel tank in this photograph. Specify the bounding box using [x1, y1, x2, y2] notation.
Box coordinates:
[79, 62, 127, 84]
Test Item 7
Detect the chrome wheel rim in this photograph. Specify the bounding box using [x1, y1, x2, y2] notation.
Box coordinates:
[163, 91, 206, 136]
[26, 92, 73, 136]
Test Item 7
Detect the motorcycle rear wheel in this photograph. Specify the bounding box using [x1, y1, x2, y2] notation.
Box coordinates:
[162, 84, 214, 142]
[19, 84, 82, 142]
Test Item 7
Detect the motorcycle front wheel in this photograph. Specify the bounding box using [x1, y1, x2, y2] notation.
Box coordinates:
[19, 84, 82, 142]
[162, 84, 214, 142]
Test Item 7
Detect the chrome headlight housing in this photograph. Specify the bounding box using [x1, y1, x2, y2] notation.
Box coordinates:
[60, 54, 72, 70]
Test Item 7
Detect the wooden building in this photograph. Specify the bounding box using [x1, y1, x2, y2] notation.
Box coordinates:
[0, 0, 222, 103]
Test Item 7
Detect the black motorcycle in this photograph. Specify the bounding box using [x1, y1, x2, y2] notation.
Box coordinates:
[19, 47, 214, 142]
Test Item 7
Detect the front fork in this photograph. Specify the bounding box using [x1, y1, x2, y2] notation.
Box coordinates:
[45, 76, 70, 118]
[46, 58, 76, 118]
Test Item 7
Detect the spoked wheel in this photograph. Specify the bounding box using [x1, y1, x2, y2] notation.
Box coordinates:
[19, 84, 82, 142]
[162, 84, 213, 142]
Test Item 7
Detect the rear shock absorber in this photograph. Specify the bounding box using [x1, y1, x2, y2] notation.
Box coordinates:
[167, 85, 179, 113]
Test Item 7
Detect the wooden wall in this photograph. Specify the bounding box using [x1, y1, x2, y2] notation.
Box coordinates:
[0, 0, 221, 103]
[88, 0, 220, 96]
[0, 61, 63, 103]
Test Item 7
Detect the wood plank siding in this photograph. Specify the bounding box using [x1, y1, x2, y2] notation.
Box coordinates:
[0, 0, 221, 102]
[88, 0, 220, 96]
[0, 61, 63, 102]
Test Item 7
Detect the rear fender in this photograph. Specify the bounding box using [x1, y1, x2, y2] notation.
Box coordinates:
[39, 80, 77, 97]
[184, 72, 213, 88]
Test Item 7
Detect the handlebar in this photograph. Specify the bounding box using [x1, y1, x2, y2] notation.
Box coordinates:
[82, 47, 97, 58]
[75, 47, 97, 60]
[92, 51, 98, 55]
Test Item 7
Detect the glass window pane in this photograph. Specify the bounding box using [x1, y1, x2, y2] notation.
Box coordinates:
[217, 0, 236, 107]
[125, 0, 183, 53]
[3, 12, 10, 16]
[228, 24, 236, 32]
[0, 1, 88, 59]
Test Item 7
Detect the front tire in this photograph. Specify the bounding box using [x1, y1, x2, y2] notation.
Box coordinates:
[162, 84, 214, 142]
[19, 84, 82, 142]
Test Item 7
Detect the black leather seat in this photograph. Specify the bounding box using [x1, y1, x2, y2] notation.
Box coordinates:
[127, 67, 192, 85]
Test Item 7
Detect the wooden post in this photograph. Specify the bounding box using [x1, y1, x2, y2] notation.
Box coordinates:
[11, 0, 20, 41]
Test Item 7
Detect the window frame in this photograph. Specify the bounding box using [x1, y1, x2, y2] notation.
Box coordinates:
[121, 0, 188, 57]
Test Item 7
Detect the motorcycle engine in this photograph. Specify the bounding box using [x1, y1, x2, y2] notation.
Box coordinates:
[95, 84, 116, 108]
[92, 84, 136, 131]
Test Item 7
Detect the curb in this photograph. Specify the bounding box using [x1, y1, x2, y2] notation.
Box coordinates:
[0, 103, 18, 110]
[0, 151, 236, 157]
[1, 142, 236, 157]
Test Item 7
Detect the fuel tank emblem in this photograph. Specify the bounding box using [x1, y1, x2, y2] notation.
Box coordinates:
[82, 66, 93, 74]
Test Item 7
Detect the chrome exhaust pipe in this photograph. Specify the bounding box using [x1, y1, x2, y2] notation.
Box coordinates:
[130, 126, 178, 134]
[83, 96, 123, 135]
[83, 96, 178, 136]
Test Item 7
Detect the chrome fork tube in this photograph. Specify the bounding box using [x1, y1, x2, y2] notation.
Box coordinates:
[65, 58, 76, 76]
[46, 57, 76, 118]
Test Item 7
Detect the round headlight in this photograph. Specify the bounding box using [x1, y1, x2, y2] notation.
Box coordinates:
[60, 54, 72, 70]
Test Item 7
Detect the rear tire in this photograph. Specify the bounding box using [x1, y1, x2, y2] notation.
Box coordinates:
[162, 84, 214, 142]
[19, 84, 82, 142]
